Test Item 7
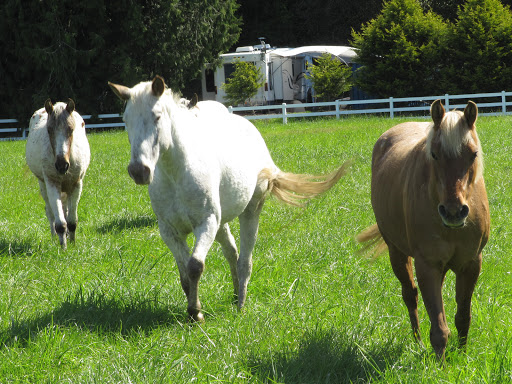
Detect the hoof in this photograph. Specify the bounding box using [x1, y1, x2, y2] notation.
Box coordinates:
[59, 237, 67, 251]
[189, 311, 204, 323]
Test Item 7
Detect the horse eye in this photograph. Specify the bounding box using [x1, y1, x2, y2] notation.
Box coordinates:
[471, 151, 478, 161]
[431, 151, 438, 160]
[154, 116, 161, 123]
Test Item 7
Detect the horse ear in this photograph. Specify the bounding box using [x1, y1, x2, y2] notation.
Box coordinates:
[464, 100, 478, 129]
[152, 75, 165, 97]
[45, 99, 53, 115]
[188, 93, 198, 109]
[108, 81, 131, 101]
[431, 99, 445, 129]
[66, 99, 75, 114]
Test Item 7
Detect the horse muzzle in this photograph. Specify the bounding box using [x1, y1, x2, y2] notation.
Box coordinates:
[55, 156, 70, 175]
[128, 162, 152, 185]
[438, 203, 469, 228]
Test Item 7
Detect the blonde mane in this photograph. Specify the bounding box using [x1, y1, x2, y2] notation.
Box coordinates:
[426, 110, 484, 181]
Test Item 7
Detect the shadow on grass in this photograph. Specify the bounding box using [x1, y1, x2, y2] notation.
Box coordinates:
[247, 328, 403, 383]
[0, 238, 39, 257]
[0, 287, 188, 347]
[97, 214, 157, 234]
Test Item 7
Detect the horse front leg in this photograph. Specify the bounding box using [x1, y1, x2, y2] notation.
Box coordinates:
[158, 221, 192, 313]
[66, 179, 83, 243]
[455, 255, 482, 349]
[38, 179, 56, 236]
[43, 177, 67, 250]
[388, 244, 423, 347]
[415, 257, 450, 360]
[188, 215, 219, 321]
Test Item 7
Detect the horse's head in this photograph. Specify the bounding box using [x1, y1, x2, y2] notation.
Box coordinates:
[108, 76, 169, 185]
[426, 99, 483, 228]
[45, 99, 76, 175]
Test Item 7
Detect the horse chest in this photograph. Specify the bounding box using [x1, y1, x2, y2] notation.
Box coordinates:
[148, 174, 220, 235]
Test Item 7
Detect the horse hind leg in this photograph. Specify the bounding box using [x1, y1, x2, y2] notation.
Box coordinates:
[388, 244, 424, 347]
[215, 223, 239, 302]
[237, 199, 263, 310]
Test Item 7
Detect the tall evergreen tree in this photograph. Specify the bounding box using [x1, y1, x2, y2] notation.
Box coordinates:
[0, 0, 240, 121]
[444, 0, 512, 93]
[351, 0, 448, 97]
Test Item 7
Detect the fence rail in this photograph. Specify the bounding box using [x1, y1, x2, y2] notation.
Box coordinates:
[2, 91, 512, 140]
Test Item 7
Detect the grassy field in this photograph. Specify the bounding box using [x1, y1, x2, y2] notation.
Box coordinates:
[0, 114, 512, 383]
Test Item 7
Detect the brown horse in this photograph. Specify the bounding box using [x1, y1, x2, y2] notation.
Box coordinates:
[357, 99, 490, 359]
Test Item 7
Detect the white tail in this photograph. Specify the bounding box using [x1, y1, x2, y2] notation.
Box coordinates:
[259, 160, 351, 207]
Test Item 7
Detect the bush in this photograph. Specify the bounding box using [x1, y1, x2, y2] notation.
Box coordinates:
[220, 59, 265, 106]
[444, 0, 512, 93]
[351, 0, 448, 98]
[305, 53, 353, 101]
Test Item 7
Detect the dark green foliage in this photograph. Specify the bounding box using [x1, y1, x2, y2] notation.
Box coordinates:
[352, 0, 512, 97]
[444, 0, 512, 93]
[305, 53, 353, 101]
[0, 0, 240, 122]
[220, 59, 265, 106]
[351, 0, 448, 97]
[236, 0, 385, 47]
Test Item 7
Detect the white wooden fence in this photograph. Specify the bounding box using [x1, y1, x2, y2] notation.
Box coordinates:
[229, 90, 512, 124]
[2, 91, 512, 140]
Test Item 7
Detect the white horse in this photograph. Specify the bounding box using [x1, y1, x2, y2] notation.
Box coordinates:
[26, 99, 90, 250]
[109, 76, 349, 321]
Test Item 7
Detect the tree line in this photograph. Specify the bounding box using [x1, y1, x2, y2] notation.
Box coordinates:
[2, 0, 512, 121]
[0, 0, 240, 122]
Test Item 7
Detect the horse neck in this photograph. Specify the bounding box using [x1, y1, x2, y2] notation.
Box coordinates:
[156, 102, 197, 174]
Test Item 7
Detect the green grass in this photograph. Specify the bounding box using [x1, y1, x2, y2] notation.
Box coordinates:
[1, 115, 512, 383]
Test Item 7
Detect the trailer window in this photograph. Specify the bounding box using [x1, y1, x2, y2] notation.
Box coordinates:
[224, 63, 236, 82]
[205, 69, 215, 93]
[268, 62, 273, 91]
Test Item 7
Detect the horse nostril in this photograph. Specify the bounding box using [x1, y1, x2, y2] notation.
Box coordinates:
[128, 162, 151, 184]
[55, 160, 69, 174]
[438, 204, 447, 218]
[460, 205, 469, 219]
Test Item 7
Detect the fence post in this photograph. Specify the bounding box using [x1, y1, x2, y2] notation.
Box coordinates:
[336, 99, 340, 119]
[389, 97, 394, 118]
[502, 91, 507, 115]
[228, 106, 233, 114]
[444, 94, 450, 111]
[282, 103, 287, 124]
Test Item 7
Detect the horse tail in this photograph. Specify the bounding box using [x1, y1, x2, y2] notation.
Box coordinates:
[259, 160, 351, 207]
[355, 223, 388, 260]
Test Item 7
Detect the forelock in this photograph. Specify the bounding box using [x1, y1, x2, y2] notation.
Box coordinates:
[427, 111, 475, 158]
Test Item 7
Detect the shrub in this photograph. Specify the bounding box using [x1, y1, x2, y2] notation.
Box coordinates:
[444, 0, 512, 93]
[305, 53, 353, 101]
[220, 59, 265, 106]
[351, 0, 448, 97]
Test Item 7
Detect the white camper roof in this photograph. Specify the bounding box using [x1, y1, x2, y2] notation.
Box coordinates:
[270, 45, 357, 64]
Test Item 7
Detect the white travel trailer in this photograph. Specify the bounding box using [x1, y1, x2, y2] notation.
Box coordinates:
[201, 45, 357, 106]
